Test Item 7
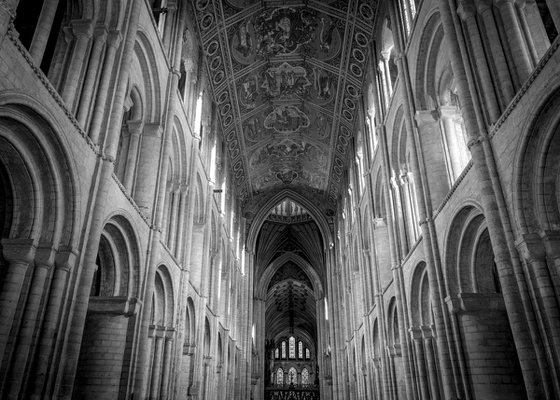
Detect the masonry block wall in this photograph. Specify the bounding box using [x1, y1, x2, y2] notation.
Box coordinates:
[0, 1, 251, 399]
[330, 0, 560, 399]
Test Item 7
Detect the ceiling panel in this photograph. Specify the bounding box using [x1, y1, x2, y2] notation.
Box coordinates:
[192, 0, 377, 205]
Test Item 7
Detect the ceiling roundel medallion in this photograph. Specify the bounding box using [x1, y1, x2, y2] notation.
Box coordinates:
[195, 0, 210, 11]
[207, 40, 219, 56]
[200, 13, 214, 30]
[359, 3, 375, 20]
[217, 90, 229, 104]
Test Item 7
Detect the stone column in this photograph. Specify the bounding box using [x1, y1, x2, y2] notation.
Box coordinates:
[421, 325, 441, 400]
[390, 175, 409, 256]
[399, 170, 418, 242]
[122, 120, 143, 192]
[174, 184, 188, 258]
[410, 326, 431, 400]
[439, 106, 469, 179]
[29, 248, 78, 399]
[516, 0, 550, 62]
[133, 123, 163, 217]
[88, 30, 122, 143]
[494, 0, 533, 84]
[60, 19, 93, 110]
[381, 50, 393, 97]
[516, 234, 560, 365]
[76, 27, 108, 128]
[159, 329, 175, 400]
[458, 0, 501, 122]
[5, 245, 56, 397]
[475, 0, 516, 105]
[415, 109, 450, 205]
[150, 327, 166, 399]
[28, 0, 59, 65]
[167, 186, 181, 252]
[0, 239, 36, 361]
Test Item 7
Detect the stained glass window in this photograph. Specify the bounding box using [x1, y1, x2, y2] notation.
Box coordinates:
[298, 341, 303, 359]
[305, 348, 310, 359]
[289, 336, 295, 359]
[288, 367, 297, 384]
[281, 341, 286, 358]
[276, 368, 284, 384]
[275, 348, 279, 359]
[302, 368, 309, 384]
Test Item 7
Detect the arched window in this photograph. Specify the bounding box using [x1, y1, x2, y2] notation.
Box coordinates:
[301, 368, 310, 385]
[281, 341, 286, 359]
[275, 348, 279, 359]
[289, 336, 296, 359]
[305, 348, 310, 359]
[298, 341, 303, 359]
[288, 367, 297, 385]
[276, 367, 284, 384]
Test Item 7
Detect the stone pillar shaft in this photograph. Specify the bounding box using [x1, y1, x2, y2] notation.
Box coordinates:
[458, 0, 501, 122]
[495, 0, 533, 84]
[60, 20, 93, 110]
[76, 27, 108, 128]
[0, 239, 36, 364]
[28, 0, 59, 65]
[88, 31, 122, 143]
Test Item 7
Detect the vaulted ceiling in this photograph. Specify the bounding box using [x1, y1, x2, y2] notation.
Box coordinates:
[192, 0, 376, 206]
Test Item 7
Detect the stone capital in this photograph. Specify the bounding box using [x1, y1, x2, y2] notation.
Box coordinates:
[88, 296, 142, 317]
[34, 243, 57, 269]
[457, 0, 477, 20]
[415, 109, 439, 129]
[539, 230, 560, 259]
[1, 238, 36, 264]
[439, 105, 462, 120]
[516, 233, 546, 262]
[474, 0, 493, 12]
[494, 0, 515, 7]
[420, 324, 435, 339]
[55, 247, 79, 271]
[93, 26, 108, 41]
[409, 325, 423, 340]
[143, 123, 163, 137]
[126, 119, 144, 135]
[71, 19, 94, 38]
[107, 30, 123, 48]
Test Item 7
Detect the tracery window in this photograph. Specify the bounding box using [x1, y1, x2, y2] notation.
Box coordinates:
[289, 336, 295, 359]
[276, 368, 284, 384]
[298, 341, 303, 359]
[288, 367, 297, 385]
[281, 341, 286, 359]
[301, 368, 309, 385]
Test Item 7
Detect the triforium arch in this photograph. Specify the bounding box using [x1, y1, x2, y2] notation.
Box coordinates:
[444, 204, 526, 399]
[74, 213, 142, 399]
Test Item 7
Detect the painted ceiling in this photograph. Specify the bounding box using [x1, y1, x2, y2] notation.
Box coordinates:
[192, 0, 376, 205]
